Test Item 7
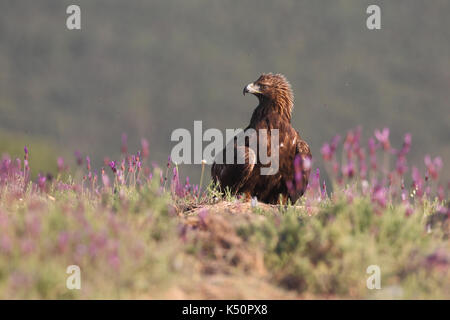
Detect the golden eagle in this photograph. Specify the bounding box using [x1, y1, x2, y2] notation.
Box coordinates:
[211, 73, 311, 204]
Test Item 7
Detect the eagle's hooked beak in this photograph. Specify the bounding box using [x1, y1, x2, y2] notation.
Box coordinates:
[243, 83, 261, 96]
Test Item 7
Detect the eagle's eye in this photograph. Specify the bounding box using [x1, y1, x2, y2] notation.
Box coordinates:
[259, 84, 267, 90]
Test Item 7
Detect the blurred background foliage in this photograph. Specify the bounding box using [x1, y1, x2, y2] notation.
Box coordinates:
[0, 0, 449, 181]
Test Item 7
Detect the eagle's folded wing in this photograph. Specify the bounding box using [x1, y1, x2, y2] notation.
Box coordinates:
[211, 145, 256, 193]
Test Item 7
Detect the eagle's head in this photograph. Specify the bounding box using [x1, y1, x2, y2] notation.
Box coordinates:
[243, 73, 294, 119]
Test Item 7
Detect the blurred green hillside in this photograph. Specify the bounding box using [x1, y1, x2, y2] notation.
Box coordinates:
[0, 0, 449, 181]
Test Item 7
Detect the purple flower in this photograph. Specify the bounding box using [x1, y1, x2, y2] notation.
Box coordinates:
[74, 150, 83, 166]
[172, 166, 178, 179]
[396, 155, 408, 176]
[342, 161, 355, 178]
[344, 130, 355, 153]
[1, 157, 11, 173]
[374, 128, 390, 151]
[141, 138, 149, 159]
[372, 186, 387, 208]
[398, 133, 412, 156]
[330, 135, 341, 153]
[37, 173, 46, 191]
[424, 155, 443, 180]
[57, 157, 65, 172]
[321, 180, 327, 199]
[24, 146, 29, 160]
[109, 160, 117, 174]
[293, 155, 303, 189]
[411, 166, 424, 197]
[86, 156, 91, 171]
[171, 167, 185, 197]
[321, 143, 332, 161]
[127, 157, 133, 173]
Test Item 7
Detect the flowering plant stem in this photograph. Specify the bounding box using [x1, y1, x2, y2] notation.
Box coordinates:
[198, 161, 206, 204]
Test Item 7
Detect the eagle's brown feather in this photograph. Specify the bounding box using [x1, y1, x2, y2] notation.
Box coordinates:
[211, 73, 311, 204]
